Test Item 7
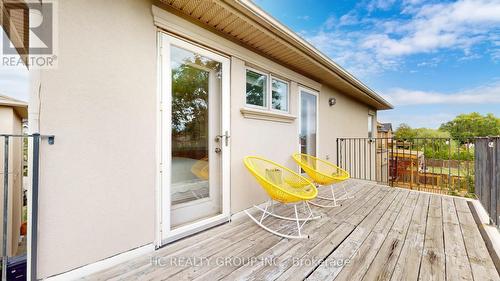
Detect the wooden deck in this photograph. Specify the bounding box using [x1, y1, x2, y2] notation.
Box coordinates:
[85, 180, 500, 281]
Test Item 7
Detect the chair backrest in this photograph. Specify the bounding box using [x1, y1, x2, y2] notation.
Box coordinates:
[292, 153, 349, 185]
[243, 156, 317, 202]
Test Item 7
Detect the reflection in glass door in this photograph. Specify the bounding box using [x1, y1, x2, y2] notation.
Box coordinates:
[170, 44, 222, 228]
[300, 89, 318, 156]
[160, 34, 230, 243]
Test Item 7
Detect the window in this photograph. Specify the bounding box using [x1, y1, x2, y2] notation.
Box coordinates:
[246, 69, 267, 107]
[245, 67, 290, 112]
[368, 114, 374, 138]
[271, 77, 289, 112]
[300, 89, 318, 156]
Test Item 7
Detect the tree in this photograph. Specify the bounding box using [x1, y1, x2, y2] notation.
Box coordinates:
[413, 128, 450, 139]
[394, 123, 417, 139]
[170, 54, 221, 149]
[439, 112, 500, 141]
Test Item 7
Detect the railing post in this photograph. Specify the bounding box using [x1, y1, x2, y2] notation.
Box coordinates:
[448, 138, 452, 193]
[2, 136, 9, 281]
[30, 134, 40, 281]
[391, 139, 394, 187]
[336, 138, 339, 167]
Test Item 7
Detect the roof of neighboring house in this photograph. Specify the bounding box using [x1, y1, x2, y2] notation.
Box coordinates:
[0, 94, 28, 119]
[378, 123, 393, 133]
[158, 0, 393, 110]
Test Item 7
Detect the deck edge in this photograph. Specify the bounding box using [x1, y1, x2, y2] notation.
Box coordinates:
[468, 200, 500, 274]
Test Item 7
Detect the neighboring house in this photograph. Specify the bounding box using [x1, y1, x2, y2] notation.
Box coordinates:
[5, 0, 393, 279]
[375, 122, 392, 184]
[377, 122, 393, 139]
[0, 95, 27, 257]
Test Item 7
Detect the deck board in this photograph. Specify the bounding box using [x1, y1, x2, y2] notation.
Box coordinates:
[442, 196, 474, 281]
[333, 190, 409, 281]
[390, 192, 430, 281]
[84, 180, 500, 281]
[225, 184, 376, 281]
[419, 195, 445, 281]
[361, 191, 419, 281]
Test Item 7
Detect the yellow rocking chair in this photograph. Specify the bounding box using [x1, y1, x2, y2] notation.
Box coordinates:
[243, 156, 320, 239]
[292, 153, 352, 208]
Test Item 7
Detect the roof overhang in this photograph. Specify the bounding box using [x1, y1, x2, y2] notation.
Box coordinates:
[157, 0, 393, 110]
[0, 94, 28, 118]
[0, 0, 29, 66]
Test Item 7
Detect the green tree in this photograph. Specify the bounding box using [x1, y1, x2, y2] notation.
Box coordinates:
[171, 55, 221, 135]
[439, 112, 500, 141]
[413, 128, 450, 139]
[394, 123, 417, 139]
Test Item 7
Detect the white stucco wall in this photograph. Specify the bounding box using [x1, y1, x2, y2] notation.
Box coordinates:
[32, 1, 377, 278]
[32, 0, 157, 278]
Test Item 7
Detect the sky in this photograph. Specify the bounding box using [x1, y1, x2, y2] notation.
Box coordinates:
[0, 29, 29, 102]
[254, 0, 500, 129]
[1, 0, 499, 129]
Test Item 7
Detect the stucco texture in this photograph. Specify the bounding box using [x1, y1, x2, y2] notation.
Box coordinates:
[33, 0, 157, 278]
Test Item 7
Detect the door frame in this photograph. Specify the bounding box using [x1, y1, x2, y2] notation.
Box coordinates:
[157, 32, 231, 246]
[298, 86, 319, 156]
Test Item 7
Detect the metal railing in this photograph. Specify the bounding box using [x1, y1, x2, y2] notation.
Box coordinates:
[1, 134, 54, 281]
[337, 137, 475, 197]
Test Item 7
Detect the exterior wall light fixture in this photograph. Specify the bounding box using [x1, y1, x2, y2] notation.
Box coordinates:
[329, 97, 336, 107]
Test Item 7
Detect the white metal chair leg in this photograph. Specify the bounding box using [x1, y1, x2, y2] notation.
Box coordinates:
[310, 184, 342, 208]
[333, 181, 354, 201]
[342, 182, 354, 199]
[312, 181, 355, 208]
[245, 200, 318, 239]
[294, 205, 302, 237]
[259, 200, 271, 223]
[252, 202, 321, 221]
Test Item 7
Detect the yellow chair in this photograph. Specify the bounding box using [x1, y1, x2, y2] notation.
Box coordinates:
[243, 156, 320, 239]
[292, 153, 352, 208]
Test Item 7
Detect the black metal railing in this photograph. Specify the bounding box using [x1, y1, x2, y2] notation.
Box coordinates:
[337, 137, 476, 197]
[474, 137, 499, 226]
[1, 134, 54, 281]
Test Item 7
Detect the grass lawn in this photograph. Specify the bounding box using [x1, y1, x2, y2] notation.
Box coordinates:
[426, 166, 474, 177]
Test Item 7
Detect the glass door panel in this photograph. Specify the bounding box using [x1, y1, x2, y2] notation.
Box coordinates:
[300, 90, 318, 156]
[169, 45, 222, 229]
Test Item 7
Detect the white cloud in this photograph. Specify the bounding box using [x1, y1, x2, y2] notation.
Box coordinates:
[367, 0, 397, 12]
[378, 111, 455, 129]
[382, 81, 500, 106]
[416, 57, 441, 67]
[363, 0, 500, 57]
[304, 0, 500, 77]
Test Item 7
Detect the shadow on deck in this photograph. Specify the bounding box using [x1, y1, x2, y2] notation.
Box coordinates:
[85, 180, 500, 281]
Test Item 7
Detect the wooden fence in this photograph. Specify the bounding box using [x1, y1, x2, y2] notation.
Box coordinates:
[475, 137, 500, 226]
[338, 137, 475, 197]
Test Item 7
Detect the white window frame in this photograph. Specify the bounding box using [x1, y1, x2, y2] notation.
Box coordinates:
[245, 67, 269, 109]
[270, 75, 290, 113]
[244, 66, 291, 114]
[298, 86, 319, 157]
[368, 113, 374, 138]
